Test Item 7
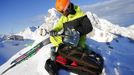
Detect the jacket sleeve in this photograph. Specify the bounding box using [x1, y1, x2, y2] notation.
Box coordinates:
[52, 17, 64, 32]
[63, 15, 93, 36]
[77, 15, 93, 35]
[50, 16, 64, 47]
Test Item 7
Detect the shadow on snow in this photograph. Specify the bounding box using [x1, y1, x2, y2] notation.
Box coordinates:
[87, 34, 134, 75]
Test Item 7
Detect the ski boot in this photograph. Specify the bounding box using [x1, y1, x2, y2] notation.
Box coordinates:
[45, 59, 59, 75]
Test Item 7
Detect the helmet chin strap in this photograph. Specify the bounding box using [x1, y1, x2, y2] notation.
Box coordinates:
[67, 3, 76, 15]
[62, 12, 69, 17]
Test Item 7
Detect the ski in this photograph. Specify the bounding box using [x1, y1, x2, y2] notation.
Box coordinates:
[1, 64, 16, 75]
[1, 37, 50, 75]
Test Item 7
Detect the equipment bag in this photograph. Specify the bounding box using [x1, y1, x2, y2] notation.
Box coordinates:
[55, 46, 104, 75]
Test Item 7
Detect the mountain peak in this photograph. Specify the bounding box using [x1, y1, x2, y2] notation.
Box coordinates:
[18, 8, 134, 41]
[25, 26, 37, 32]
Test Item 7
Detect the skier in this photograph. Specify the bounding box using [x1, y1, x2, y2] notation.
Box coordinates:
[50, 0, 93, 59]
[45, 0, 103, 75]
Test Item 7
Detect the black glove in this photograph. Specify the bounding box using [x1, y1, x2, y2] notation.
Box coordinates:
[50, 30, 57, 36]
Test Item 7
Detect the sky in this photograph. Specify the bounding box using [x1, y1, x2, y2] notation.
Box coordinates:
[81, 0, 134, 27]
[0, 0, 103, 34]
[0, 0, 134, 34]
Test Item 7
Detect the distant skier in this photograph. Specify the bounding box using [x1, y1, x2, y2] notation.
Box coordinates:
[45, 0, 104, 75]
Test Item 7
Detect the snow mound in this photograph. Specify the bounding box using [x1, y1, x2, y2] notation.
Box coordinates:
[40, 8, 60, 31]
[18, 26, 36, 40]
[128, 25, 134, 30]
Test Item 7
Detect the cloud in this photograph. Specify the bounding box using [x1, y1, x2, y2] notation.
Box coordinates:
[81, 0, 134, 26]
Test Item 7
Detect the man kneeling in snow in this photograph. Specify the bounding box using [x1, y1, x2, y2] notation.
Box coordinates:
[45, 0, 95, 75]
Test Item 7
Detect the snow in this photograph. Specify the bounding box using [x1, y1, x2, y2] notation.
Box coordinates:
[86, 12, 134, 40]
[0, 8, 134, 75]
[87, 33, 134, 75]
[41, 8, 60, 31]
[128, 25, 134, 30]
[18, 26, 37, 40]
[0, 39, 33, 65]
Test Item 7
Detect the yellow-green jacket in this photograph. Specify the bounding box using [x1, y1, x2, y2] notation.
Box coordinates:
[50, 6, 92, 48]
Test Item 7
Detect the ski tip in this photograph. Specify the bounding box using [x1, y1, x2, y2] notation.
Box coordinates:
[1, 71, 5, 75]
[1, 70, 7, 75]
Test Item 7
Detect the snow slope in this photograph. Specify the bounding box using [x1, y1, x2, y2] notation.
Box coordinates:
[128, 25, 134, 30]
[0, 8, 134, 75]
[0, 37, 33, 66]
